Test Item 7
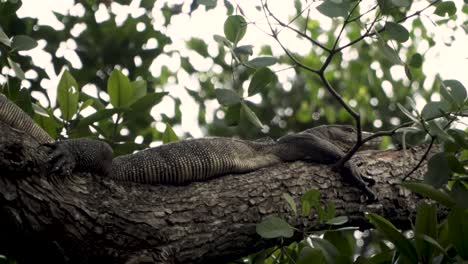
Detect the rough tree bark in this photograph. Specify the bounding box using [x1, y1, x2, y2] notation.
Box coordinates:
[0, 121, 429, 264]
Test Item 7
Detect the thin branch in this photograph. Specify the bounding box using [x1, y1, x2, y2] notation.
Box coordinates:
[264, 1, 330, 52]
[402, 137, 435, 181]
[338, 0, 441, 51]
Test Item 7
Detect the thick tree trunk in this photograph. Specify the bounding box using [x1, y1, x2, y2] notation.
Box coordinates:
[0, 121, 429, 263]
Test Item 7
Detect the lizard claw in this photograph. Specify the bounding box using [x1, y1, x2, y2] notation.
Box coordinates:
[43, 141, 76, 175]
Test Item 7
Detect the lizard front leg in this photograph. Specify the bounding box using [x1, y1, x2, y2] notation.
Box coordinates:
[276, 133, 376, 201]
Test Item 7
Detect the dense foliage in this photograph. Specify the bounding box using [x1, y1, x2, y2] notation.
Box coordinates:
[0, 0, 467, 263]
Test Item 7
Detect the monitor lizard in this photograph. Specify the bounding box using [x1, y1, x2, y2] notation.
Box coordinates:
[0, 93, 377, 200]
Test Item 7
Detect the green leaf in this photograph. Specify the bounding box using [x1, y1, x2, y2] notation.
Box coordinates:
[424, 152, 451, 188]
[448, 208, 468, 259]
[282, 193, 297, 216]
[421, 101, 449, 120]
[244, 56, 278, 68]
[385, 22, 409, 42]
[256, 215, 294, 239]
[377, 0, 393, 14]
[223, 15, 247, 43]
[409, 53, 423, 68]
[400, 181, 455, 208]
[323, 229, 354, 259]
[442, 80, 467, 106]
[248, 68, 275, 96]
[11, 35, 37, 51]
[391, 0, 410, 7]
[434, 1, 457, 17]
[34, 112, 58, 139]
[301, 189, 320, 217]
[215, 88, 241, 106]
[326, 216, 348, 225]
[310, 237, 340, 264]
[225, 103, 240, 126]
[451, 181, 468, 209]
[129, 92, 167, 113]
[366, 212, 418, 263]
[404, 65, 412, 81]
[380, 42, 401, 65]
[316, 0, 350, 18]
[241, 102, 264, 129]
[397, 103, 418, 122]
[77, 108, 122, 128]
[0, 26, 11, 47]
[186, 37, 209, 57]
[57, 70, 80, 121]
[162, 123, 179, 144]
[107, 69, 132, 108]
[79, 99, 94, 112]
[447, 154, 465, 174]
[233, 45, 253, 56]
[415, 202, 437, 262]
[297, 247, 327, 264]
[197, 0, 216, 8]
[130, 80, 147, 102]
[7, 57, 25, 80]
[213, 34, 232, 48]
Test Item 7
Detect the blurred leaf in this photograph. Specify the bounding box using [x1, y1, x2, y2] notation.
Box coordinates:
[421, 101, 449, 120]
[215, 88, 241, 106]
[447, 154, 465, 174]
[297, 247, 327, 264]
[323, 229, 354, 259]
[244, 56, 278, 68]
[448, 208, 468, 259]
[392, 0, 410, 7]
[108, 69, 132, 108]
[213, 34, 232, 47]
[224, 15, 247, 43]
[11, 35, 37, 51]
[248, 67, 275, 96]
[233, 45, 253, 56]
[385, 22, 409, 42]
[225, 103, 240, 126]
[129, 92, 167, 113]
[310, 237, 340, 264]
[316, 0, 350, 18]
[434, 1, 456, 17]
[366, 212, 418, 263]
[451, 181, 468, 209]
[409, 53, 423, 68]
[197, 0, 216, 8]
[7, 57, 25, 80]
[79, 99, 94, 112]
[400, 181, 455, 208]
[0, 26, 11, 47]
[379, 42, 401, 65]
[424, 152, 451, 188]
[162, 123, 179, 143]
[326, 216, 348, 225]
[301, 189, 320, 217]
[241, 102, 264, 129]
[256, 215, 294, 239]
[397, 103, 418, 122]
[404, 65, 412, 81]
[377, 0, 393, 14]
[187, 37, 209, 57]
[282, 193, 297, 216]
[442, 79, 466, 106]
[415, 202, 437, 262]
[57, 70, 79, 121]
[77, 108, 122, 128]
[130, 80, 147, 103]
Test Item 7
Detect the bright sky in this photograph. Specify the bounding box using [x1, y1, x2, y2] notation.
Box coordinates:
[13, 0, 468, 138]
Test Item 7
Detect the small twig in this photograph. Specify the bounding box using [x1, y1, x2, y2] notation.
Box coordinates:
[402, 137, 435, 181]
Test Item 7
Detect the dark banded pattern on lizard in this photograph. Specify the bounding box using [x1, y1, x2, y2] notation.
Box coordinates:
[0, 93, 377, 200]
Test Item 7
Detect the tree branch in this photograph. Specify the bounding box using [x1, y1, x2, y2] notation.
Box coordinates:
[0, 121, 432, 264]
